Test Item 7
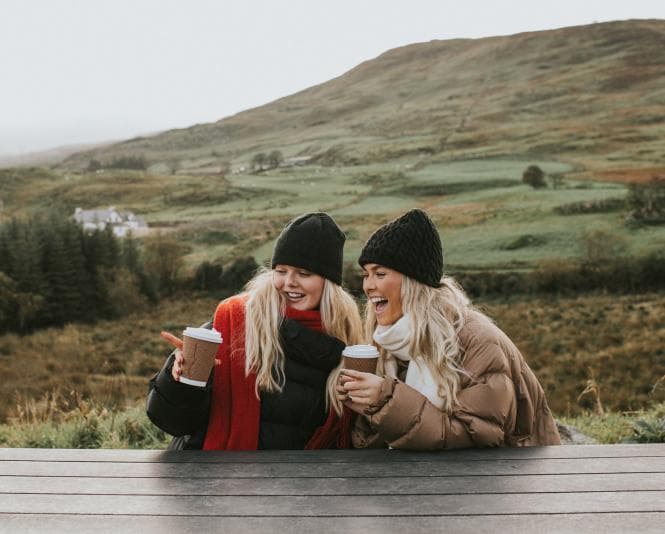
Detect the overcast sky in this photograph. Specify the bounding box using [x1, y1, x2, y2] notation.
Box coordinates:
[1, 0, 664, 156]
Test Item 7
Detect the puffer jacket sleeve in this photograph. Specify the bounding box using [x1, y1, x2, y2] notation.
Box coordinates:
[146, 321, 214, 437]
[359, 341, 516, 450]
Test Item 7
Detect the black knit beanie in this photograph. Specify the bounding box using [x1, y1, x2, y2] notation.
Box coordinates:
[358, 209, 443, 287]
[271, 212, 345, 285]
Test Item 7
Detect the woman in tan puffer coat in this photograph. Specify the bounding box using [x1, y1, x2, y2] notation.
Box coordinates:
[337, 209, 560, 449]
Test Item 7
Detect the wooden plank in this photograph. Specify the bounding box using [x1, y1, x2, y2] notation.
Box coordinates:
[2, 456, 664, 478]
[1, 491, 664, 516]
[2, 513, 665, 534]
[1, 444, 664, 463]
[2, 472, 664, 496]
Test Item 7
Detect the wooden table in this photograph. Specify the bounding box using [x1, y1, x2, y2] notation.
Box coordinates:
[1, 444, 664, 533]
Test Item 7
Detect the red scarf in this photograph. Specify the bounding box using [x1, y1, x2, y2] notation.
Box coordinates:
[202, 296, 351, 451]
[284, 306, 323, 331]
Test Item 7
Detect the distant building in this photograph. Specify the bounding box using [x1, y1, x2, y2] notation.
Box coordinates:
[73, 206, 149, 237]
[282, 156, 312, 167]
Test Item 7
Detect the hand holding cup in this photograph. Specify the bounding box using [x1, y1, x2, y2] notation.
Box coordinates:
[336, 368, 384, 413]
[160, 328, 222, 385]
[336, 344, 382, 414]
[160, 331, 185, 381]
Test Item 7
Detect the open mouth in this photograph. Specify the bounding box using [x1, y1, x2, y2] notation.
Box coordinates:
[370, 296, 388, 315]
[286, 292, 305, 302]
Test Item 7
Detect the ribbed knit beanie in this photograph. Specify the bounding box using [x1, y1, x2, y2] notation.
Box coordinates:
[271, 212, 345, 285]
[358, 209, 443, 287]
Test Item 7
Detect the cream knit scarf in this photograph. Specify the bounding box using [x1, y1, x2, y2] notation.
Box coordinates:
[373, 314, 444, 409]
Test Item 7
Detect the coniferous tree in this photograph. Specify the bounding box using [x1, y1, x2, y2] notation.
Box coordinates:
[0, 213, 158, 331]
[83, 227, 123, 318]
[121, 232, 141, 272]
[143, 233, 187, 296]
[0, 219, 46, 331]
[38, 217, 91, 325]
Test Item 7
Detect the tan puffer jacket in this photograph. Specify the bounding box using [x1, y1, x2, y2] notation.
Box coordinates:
[352, 311, 561, 449]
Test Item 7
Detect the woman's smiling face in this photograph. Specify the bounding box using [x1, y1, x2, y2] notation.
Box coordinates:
[362, 263, 403, 326]
[272, 264, 325, 310]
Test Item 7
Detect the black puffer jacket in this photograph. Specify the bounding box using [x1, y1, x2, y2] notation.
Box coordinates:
[146, 318, 344, 450]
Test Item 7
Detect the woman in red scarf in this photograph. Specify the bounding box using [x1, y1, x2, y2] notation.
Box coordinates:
[147, 213, 362, 450]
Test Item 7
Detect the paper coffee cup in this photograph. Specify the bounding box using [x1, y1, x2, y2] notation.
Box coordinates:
[342, 344, 379, 374]
[180, 327, 223, 387]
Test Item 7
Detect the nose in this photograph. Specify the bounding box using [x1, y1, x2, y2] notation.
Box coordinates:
[362, 274, 374, 293]
[285, 271, 299, 287]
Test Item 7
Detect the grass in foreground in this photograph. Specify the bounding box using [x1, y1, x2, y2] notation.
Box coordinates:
[560, 402, 665, 444]
[1, 401, 663, 448]
[1, 293, 663, 424]
[0, 400, 170, 449]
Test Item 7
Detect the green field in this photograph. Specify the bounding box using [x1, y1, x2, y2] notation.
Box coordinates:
[2, 155, 662, 273]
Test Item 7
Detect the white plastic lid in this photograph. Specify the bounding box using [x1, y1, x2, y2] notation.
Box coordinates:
[342, 344, 379, 358]
[182, 327, 223, 344]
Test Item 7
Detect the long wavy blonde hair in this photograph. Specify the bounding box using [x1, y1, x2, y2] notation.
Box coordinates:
[243, 268, 362, 399]
[365, 274, 473, 413]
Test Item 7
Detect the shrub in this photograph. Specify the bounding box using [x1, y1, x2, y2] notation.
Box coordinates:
[455, 250, 665, 299]
[117, 410, 167, 448]
[342, 262, 364, 298]
[106, 155, 148, 170]
[68, 416, 103, 448]
[194, 230, 239, 245]
[624, 418, 665, 443]
[87, 159, 102, 172]
[143, 234, 188, 296]
[266, 150, 284, 169]
[251, 153, 266, 171]
[501, 234, 546, 250]
[193, 261, 224, 291]
[554, 197, 625, 215]
[101, 267, 149, 317]
[522, 165, 547, 189]
[221, 256, 259, 292]
[21, 426, 59, 448]
[625, 176, 665, 225]
[579, 229, 628, 267]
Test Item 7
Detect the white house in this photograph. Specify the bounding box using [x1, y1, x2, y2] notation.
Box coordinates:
[73, 206, 149, 237]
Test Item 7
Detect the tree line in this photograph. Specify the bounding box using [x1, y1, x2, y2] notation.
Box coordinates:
[87, 155, 148, 172]
[341, 229, 665, 300]
[0, 215, 155, 333]
[0, 214, 258, 334]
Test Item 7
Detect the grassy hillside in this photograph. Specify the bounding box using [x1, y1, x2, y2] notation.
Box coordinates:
[58, 20, 665, 179]
[0, 292, 663, 424]
[2, 156, 661, 274]
[2, 20, 663, 273]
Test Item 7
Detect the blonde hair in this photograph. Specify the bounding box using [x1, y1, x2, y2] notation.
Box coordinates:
[365, 274, 473, 413]
[243, 268, 362, 399]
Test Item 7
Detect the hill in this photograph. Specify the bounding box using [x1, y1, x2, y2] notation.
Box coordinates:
[0, 141, 114, 168]
[1, 20, 664, 271]
[60, 19, 665, 179]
